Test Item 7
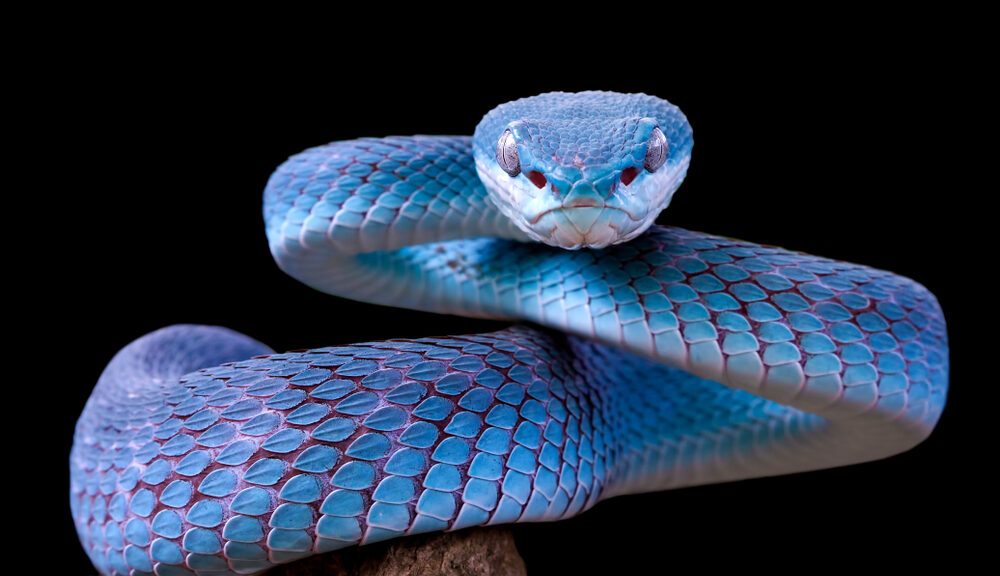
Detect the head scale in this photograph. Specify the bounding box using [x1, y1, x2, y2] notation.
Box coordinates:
[473, 91, 693, 249]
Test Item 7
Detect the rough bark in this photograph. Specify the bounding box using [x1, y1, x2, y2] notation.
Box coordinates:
[268, 528, 526, 576]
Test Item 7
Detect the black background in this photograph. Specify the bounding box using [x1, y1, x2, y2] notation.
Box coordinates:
[22, 27, 977, 573]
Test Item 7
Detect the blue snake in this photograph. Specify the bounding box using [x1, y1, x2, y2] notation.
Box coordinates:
[70, 91, 949, 575]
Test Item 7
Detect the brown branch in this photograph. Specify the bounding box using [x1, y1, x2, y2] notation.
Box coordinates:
[268, 527, 526, 576]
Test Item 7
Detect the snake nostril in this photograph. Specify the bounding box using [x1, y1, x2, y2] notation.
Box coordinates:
[527, 171, 547, 189]
[620, 166, 639, 186]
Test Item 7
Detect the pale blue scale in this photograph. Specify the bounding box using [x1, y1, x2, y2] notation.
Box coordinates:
[469, 453, 504, 480]
[199, 469, 238, 497]
[799, 283, 836, 301]
[316, 515, 361, 540]
[893, 321, 919, 340]
[423, 464, 462, 492]
[262, 429, 306, 453]
[877, 301, 907, 320]
[870, 332, 899, 352]
[723, 332, 759, 355]
[159, 434, 195, 457]
[757, 273, 794, 291]
[384, 448, 425, 476]
[279, 474, 322, 503]
[153, 419, 182, 440]
[269, 504, 314, 530]
[801, 333, 836, 354]
[878, 353, 907, 373]
[151, 538, 184, 565]
[416, 490, 456, 520]
[367, 502, 410, 531]
[474, 369, 504, 388]
[505, 446, 537, 476]
[460, 388, 495, 411]
[413, 397, 453, 420]
[408, 361, 447, 381]
[705, 292, 741, 311]
[231, 488, 272, 516]
[335, 392, 379, 415]
[398, 421, 438, 448]
[269, 529, 312, 552]
[320, 490, 364, 517]
[221, 399, 263, 420]
[683, 322, 717, 342]
[486, 404, 518, 429]
[445, 412, 482, 437]
[831, 322, 865, 342]
[183, 528, 222, 554]
[840, 293, 870, 309]
[363, 406, 407, 430]
[141, 459, 171, 485]
[240, 413, 281, 436]
[453, 504, 491, 529]
[182, 409, 219, 431]
[216, 440, 256, 466]
[346, 433, 391, 460]
[129, 489, 155, 517]
[519, 400, 547, 424]
[293, 445, 339, 473]
[539, 442, 561, 470]
[331, 461, 375, 490]
[151, 510, 183, 538]
[773, 293, 810, 312]
[223, 516, 264, 543]
[124, 518, 150, 546]
[432, 437, 470, 465]
[361, 369, 402, 389]
[124, 545, 152, 571]
[287, 403, 331, 425]
[450, 356, 485, 373]
[312, 417, 356, 442]
[678, 302, 710, 322]
[244, 459, 286, 486]
[186, 500, 223, 528]
[385, 382, 427, 404]
[246, 378, 288, 397]
[789, 312, 824, 332]
[373, 476, 415, 504]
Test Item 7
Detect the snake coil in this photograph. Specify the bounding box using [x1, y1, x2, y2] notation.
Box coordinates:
[71, 92, 948, 576]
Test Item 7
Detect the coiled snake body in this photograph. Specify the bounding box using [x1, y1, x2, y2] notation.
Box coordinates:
[71, 92, 949, 575]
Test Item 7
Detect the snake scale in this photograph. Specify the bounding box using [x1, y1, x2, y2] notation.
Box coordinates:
[70, 92, 949, 575]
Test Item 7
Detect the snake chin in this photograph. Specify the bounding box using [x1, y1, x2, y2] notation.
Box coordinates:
[536, 206, 636, 249]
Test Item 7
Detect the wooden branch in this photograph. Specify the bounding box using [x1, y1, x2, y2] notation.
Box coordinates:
[268, 527, 526, 576]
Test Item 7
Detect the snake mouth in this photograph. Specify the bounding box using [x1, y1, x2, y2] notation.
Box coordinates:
[530, 204, 638, 226]
[531, 205, 643, 249]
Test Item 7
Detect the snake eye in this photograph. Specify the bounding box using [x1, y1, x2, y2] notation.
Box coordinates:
[644, 126, 668, 173]
[496, 129, 521, 177]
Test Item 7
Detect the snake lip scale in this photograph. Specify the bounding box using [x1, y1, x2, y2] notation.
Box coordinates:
[70, 91, 948, 576]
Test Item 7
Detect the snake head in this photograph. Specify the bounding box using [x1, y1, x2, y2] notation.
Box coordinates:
[474, 91, 693, 249]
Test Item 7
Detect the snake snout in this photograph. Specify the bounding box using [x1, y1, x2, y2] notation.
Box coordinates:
[562, 182, 606, 208]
